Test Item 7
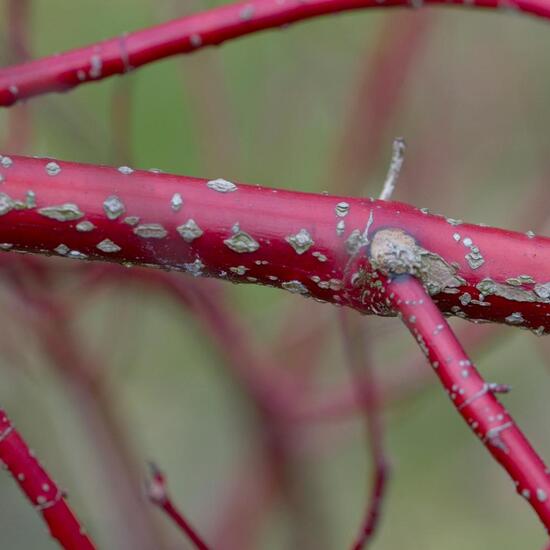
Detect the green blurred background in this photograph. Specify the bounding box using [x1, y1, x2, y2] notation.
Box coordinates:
[1, 1, 550, 548]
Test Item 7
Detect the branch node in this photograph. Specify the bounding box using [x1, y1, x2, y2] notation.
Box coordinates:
[35, 489, 63, 511]
[458, 382, 512, 411]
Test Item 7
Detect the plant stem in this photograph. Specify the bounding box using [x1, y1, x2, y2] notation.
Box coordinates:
[386, 273, 550, 531]
[147, 463, 211, 550]
[1, 0, 549, 106]
[1, 154, 549, 333]
[0, 407, 96, 549]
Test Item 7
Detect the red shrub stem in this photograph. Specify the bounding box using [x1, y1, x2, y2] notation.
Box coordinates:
[1, 155, 549, 334]
[1, 0, 550, 107]
[386, 274, 550, 531]
[147, 463, 211, 550]
[0, 407, 96, 549]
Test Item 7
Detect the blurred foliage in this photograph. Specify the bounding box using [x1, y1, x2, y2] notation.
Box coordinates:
[0, 1, 550, 548]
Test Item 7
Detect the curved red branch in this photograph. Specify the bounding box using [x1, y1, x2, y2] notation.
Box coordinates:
[0, 0, 549, 106]
[386, 274, 550, 531]
[0, 408, 96, 549]
[0, 154, 549, 333]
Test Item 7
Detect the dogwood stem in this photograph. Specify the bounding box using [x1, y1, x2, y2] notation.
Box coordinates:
[0, 0, 549, 107]
[0, 407, 96, 549]
[386, 274, 550, 530]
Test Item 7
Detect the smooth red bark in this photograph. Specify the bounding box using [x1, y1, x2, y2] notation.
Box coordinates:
[340, 312, 389, 549]
[0, 0, 549, 107]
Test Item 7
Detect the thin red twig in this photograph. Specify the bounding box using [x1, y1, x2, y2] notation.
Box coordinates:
[110, 78, 134, 166]
[0, 407, 96, 550]
[2, 265, 165, 549]
[386, 273, 550, 531]
[0, 0, 548, 107]
[146, 462, 211, 550]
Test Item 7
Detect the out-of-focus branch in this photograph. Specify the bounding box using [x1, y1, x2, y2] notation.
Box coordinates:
[1, 0, 548, 107]
[331, 12, 432, 196]
[340, 311, 389, 549]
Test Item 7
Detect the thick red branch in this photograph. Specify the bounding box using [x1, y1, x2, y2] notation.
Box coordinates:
[0, 155, 549, 333]
[0, 0, 549, 106]
[386, 274, 550, 531]
[0, 407, 96, 549]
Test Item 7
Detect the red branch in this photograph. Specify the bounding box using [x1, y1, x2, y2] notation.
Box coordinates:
[0, 0, 549, 106]
[0, 407, 96, 549]
[386, 274, 550, 531]
[146, 463, 211, 550]
[0, 155, 549, 333]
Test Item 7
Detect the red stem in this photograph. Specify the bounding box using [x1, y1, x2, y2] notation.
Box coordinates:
[1, 155, 550, 333]
[147, 463, 211, 550]
[0, 408, 96, 549]
[386, 274, 550, 531]
[0, 0, 549, 107]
